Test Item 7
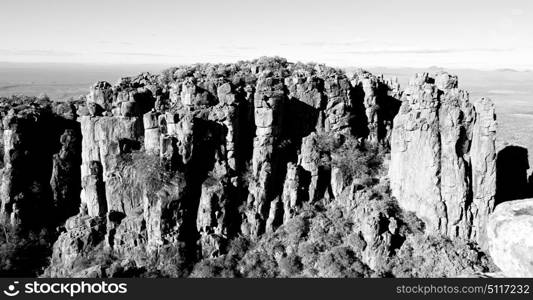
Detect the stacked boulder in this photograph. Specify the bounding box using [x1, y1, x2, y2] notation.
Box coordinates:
[243, 71, 286, 238]
[324, 74, 353, 134]
[351, 71, 401, 146]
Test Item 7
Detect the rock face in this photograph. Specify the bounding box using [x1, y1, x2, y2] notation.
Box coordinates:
[351, 70, 401, 145]
[244, 72, 286, 238]
[87, 81, 113, 112]
[389, 73, 497, 244]
[0, 98, 82, 229]
[48, 214, 106, 277]
[78, 115, 143, 216]
[50, 128, 81, 219]
[281, 162, 303, 223]
[323, 74, 353, 134]
[197, 180, 228, 256]
[487, 199, 533, 277]
[470, 97, 497, 245]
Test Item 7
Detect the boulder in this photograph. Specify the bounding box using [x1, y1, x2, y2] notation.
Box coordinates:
[487, 199, 533, 277]
[47, 215, 106, 277]
[87, 81, 113, 111]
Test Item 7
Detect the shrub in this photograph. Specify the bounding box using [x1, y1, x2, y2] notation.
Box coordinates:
[400, 211, 425, 235]
[316, 246, 370, 278]
[297, 241, 321, 266]
[331, 138, 383, 183]
[118, 151, 180, 196]
[237, 161, 254, 190]
[346, 232, 367, 255]
[225, 236, 250, 258]
[190, 258, 225, 278]
[190, 237, 251, 278]
[278, 254, 303, 277]
[315, 134, 384, 185]
[70, 244, 116, 275]
[284, 217, 309, 244]
[159, 68, 177, 85]
[239, 251, 279, 278]
[0, 226, 54, 277]
[388, 234, 495, 277]
[146, 242, 190, 277]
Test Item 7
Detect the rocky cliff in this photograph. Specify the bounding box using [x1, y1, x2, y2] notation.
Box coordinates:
[0, 57, 520, 278]
[0, 97, 81, 229]
[389, 73, 496, 246]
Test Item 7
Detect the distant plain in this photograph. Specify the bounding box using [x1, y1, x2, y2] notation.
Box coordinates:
[0, 62, 166, 100]
[1, 62, 532, 164]
[365, 67, 533, 162]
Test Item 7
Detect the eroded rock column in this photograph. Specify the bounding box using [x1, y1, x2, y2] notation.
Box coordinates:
[470, 97, 497, 245]
[389, 73, 497, 243]
[389, 74, 443, 234]
[243, 72, 285, 238]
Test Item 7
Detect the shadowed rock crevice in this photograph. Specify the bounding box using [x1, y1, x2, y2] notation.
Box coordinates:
[0, 100, 83, 230]
[495, 145, 531, 205]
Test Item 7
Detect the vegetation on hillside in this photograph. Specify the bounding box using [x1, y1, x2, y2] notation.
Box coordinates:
[0, 226, 55, 277]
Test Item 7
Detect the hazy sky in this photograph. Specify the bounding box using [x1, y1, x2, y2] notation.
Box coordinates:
[1, 0, 532, 69]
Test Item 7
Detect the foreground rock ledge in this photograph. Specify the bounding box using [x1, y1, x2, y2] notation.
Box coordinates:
[487, 199, 533, 277]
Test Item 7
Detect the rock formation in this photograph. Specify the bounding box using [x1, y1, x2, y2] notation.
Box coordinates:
[389, 73, 497, 245]
[487, 198, 533, 277]
[470, 97, 497, 245]
[244, 71, 286, 238]
[2, 58, 522, 278]
[0, 97, 82, 229]
[43, 58, 408, 275]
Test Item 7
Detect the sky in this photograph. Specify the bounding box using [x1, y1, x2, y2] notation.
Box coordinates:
[1, 0, 532, 69]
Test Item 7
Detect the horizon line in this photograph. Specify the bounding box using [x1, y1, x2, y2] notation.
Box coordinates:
[0, 60, 531, 73]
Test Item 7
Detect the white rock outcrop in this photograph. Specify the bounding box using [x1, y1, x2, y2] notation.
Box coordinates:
[487, 199, 533, 277]
[389, 73, 497, 244]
